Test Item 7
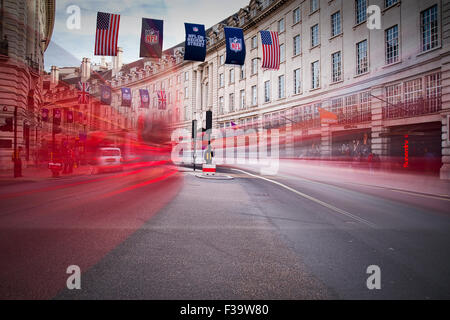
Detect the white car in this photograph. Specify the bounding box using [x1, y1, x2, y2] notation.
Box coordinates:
[92, 147, 123, 174]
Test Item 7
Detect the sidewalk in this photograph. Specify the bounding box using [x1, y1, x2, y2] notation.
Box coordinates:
[0, 165, 92, 185]
[281, 159, 450, 197]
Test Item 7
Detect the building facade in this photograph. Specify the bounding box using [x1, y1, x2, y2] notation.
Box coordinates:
[0, 0, 55, 170]
[52, 0, 450, 178]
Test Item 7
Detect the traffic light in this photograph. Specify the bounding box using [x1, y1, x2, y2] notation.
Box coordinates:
[0, 117, 13, 132]
[206, 110, 212, 130]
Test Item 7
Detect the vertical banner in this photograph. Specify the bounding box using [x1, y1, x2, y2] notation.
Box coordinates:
[78, 81, 90, 104]
[121, 88, 132, 107]
[94, 12, 121, 56]
[157, 90, 167, 110]
[139, 89, 150, 108]
[100, 85, 112, 105]
[41, 108, 49, 122]
[260, 30, 280, 70]
[140, 18, 163, 58]
[184, 23, 206, 62]
[53, 108, 61, 125]
[224, 27, 246, 65]
[66, 109, 74, 123]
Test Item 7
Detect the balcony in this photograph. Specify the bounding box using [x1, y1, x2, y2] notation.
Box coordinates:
[337, 110, 371, 124]
[382, 97, 442, 120]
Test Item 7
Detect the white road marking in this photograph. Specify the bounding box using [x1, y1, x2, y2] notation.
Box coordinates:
[231, 168, 378, 229]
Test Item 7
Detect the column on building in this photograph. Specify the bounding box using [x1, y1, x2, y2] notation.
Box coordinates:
[320, 100, 331, 159]
[370, 86, 389, 162]
[440, 0, 450, 180]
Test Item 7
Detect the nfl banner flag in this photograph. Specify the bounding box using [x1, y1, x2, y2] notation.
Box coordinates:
[41, 108, 49, 122]
[100, 85, 112, 105]
[139, 89, 150, 108]
[95, 12, 120, 56]
[121, 88, 132, 107]
[53, 108, 61, 125]
[140, 18, 163, 58]
[157, 90, 167, 110]
[224, 27, 246, 65]
[66, 109, 74, 123]
[260, 30, 280, 70]
[184, 23, 206, 62]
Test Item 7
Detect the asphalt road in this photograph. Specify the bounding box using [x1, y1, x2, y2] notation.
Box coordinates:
[0, 162, 449, 299]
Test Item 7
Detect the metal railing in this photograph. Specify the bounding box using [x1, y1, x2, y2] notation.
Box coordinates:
[382, 98, 442, 119]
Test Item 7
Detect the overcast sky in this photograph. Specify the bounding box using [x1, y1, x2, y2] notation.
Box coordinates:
[45, 0, 247, 71]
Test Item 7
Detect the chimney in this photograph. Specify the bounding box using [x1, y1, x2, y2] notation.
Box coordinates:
[112, 47, 123, 77]
[100, 56, 106, 68]
[50, 66, 59, 85]
[81, 57, 91, 82]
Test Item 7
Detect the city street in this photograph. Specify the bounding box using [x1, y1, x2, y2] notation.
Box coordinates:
[1, 161, 449, 300]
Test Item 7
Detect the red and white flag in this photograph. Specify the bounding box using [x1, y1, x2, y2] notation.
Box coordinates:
[260, 30, 280, 70]
[78, 81, 90, 104]
[95, 12, 120, 56]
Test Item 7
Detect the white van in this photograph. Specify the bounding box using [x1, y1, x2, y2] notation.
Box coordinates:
[92, 147, 123, 174]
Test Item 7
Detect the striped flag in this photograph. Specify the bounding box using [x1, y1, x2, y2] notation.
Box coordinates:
[260, 30, 280, 70]
[94, 12, 120, 56]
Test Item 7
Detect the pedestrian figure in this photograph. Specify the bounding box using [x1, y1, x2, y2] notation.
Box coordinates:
[12, 146, 23, 177]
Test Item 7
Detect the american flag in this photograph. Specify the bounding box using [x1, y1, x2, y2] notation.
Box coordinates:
[157, 90, 167, 110]
[95, 12, 120, 56]
[260, 30, 280, 70]
[78, 81, 90, 104]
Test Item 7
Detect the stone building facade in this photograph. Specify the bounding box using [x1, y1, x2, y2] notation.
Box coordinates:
[0, 0, 55, 170]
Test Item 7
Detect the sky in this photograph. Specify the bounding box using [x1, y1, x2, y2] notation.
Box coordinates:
[45, 0, 247, 71]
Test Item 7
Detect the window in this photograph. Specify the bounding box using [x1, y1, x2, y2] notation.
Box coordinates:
[356, 40, 368, 75]
[310, 0, 318, 13]
[278, 75, 285, 99]
[219, 96, 224, 114]
[240, 65, 245, 79]
[331, 11, 341, 37]
[229, 93, 235, 112]
[293, 68, 301, 94]
[404, 78, 422, 107]
[240, 89, 245, 109]
[229, 69, 235, 84]
[355, 0, 367, 24]
[332, 51, 342, 82]
[421, 5, 439, 52]
[264, 80, 271, 102]
[385, 83, 402, 106]
[311, 61, 319, 89]
[184, 86, 189, 98]
[293, 7, 301, 24]
[311, 24, 319, 47]
[425, 73, 442, 112]
[385, 25, 399, 64]
[219, 73, 224, 87]
[184, 71, 189, 81]
[177, 75, 181, 84]
[251, 85, 257, 106]
[252, 58, 258, 75]
[251, 36, 258, 49]
[278, 18, 285, 33]
[280, 43, 285, 62]
[220, 55, 225, 65]
[293, 35, 301, 56]
[385, 0, 398, 8]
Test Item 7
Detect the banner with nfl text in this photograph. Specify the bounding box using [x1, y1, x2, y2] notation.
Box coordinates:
[100, 85, 112, 105]
[139, 89, 150, 108]
[184, 23, 206, 62]
[140, 18, 163, 58]
[121, 88, 132, 107]
[224, 27, 246, 65]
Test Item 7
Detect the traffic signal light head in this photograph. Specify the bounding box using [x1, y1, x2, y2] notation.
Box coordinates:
[206, 110, 212, 130]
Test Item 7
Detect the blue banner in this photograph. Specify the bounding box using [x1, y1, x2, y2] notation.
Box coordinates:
[224, 27, 246, 65]
[100, 85, 112, 105]
[121, 88, 132, 107]
[184, 23, 206, 62]
[140, 18, 163, 58]
[139, 89, 150, 108]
